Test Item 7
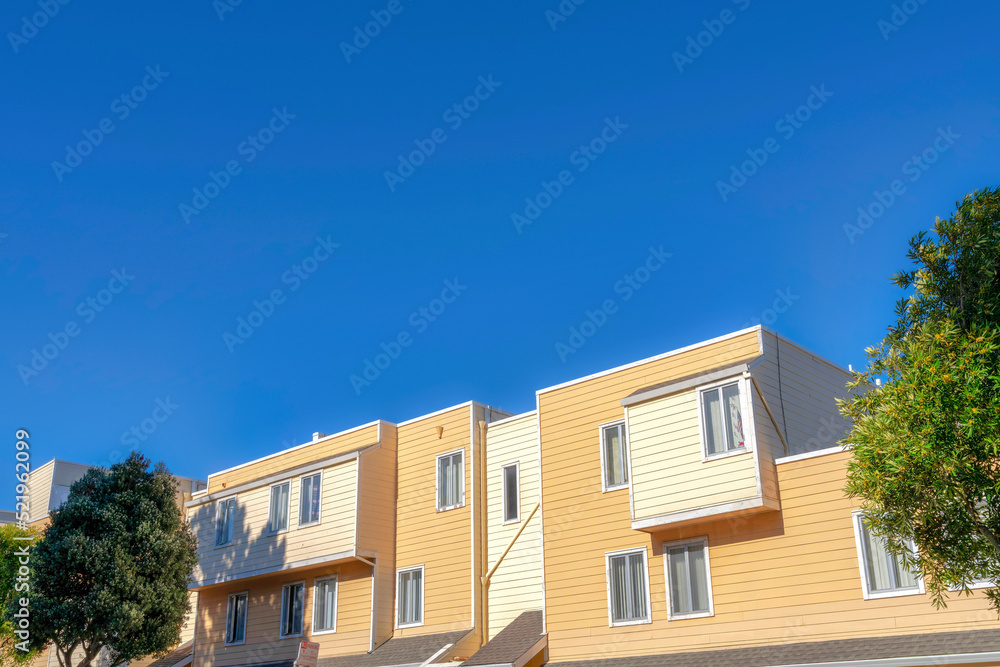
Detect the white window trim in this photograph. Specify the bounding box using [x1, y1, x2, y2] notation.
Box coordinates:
[214, 495, 237, 548]
[395, 564, 425, 629]
[435, 449, 465, 512]
[696, 376, 755, 462]
[279, 580, 306, 639]
[224, 590, 249, 646]
[851, 511, 925, 600]
[599, 419, 631, 493]
[663, 536, 715, 621]
[501, 461, 520, 525]
[604, 547, 652, 627]
[266, 479, 292, 536]
[297, 470, 323, 529]
[312, 575, 339, 635]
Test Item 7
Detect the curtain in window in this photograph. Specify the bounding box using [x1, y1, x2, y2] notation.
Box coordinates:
[627, 553, 647, 620]
[610, 555, 628, 621]
[300, 475, 320, 525]
[315, 579, 336, 631]
[216, 499, 234, 545]
[604, 425, 627, 487]
[290, 584, 304, 635]
[862, 521, 893, 591]
[399, 570, 422, 624]
[438, 454, 462, 508]
[702, 390, 725, 455]
[722, 383, 745, 448]
[503, 466, 518, 522]
[668, 546, 691, 613]
[228, 594, 246, 643]
[688, 544, 709, 612]
[270, 483, 289, 532]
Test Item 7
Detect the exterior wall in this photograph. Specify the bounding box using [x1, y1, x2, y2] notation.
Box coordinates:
[189, 458, 359, 587]
[194, 561, 374, 667]
[485, 412, 543, 640]
[538, 328, 763, 660]
[627, 388, 759, 521]
[25, 459, 54, 524]
[394, 404, 477, 637]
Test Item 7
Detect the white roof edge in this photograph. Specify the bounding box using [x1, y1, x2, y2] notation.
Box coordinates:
[205, 419, 385, 483]
[774, 650, 1000, 667]
[536, 326, 763, 396]
[486, 410, 538, 428]
[776, 445, 850, 465]
[396, 400, 477, 427]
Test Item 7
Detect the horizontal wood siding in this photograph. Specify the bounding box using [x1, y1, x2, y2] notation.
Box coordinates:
[486, 413, 543, 640]
[395, 405, 475, 637]
[191, 459, 357, 586]
[206, 423, 379, 493]
[628, 390, 759, 521]
[357, 423, 398, 647]
[193, 561, 373, 667]
[26, 460, 54, 523]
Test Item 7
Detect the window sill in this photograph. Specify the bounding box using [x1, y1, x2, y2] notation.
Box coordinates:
[396, 621, 424, 629]
[436, 503, 465, 513]
[501, 518, 521, 526]
[609, 617, 651, 628]
[864, 587, 923, 600]
[668, 610, 714, 621]
[602, 484, 630, 494]
[702, 447, 750, 463]
[312, 628, 337, 636]
[279, 633, 303, 640]
[297, 520, 321, 530]
[224, 641, 245, 647]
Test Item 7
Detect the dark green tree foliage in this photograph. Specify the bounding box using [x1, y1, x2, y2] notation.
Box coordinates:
[20, 453, 197, 667]
[842, 186, 1000, 611]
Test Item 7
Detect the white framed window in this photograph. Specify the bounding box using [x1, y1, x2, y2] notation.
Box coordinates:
[279, 581, 305, 638]
[299, 472, 322, 527]
[664, 537, 714, 620]
[215, 497, 236, 547]
[436, 450, 465, 511]
[605, 548, 651, 626]
[396, 566, 424, 628]
[313, 576, 338, 634]
[852, 512, 924, 600]
[697, 378, 750, 459]
[600, 421, 629, 492]
[502, 462, 520, 524]
[225, 591, 248, 645]
[267, 480, 290, 534]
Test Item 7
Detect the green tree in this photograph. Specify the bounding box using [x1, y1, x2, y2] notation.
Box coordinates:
[842, 186, 1000, 611]
[14, 453, 197, 667]
[1, 523, 40, 667]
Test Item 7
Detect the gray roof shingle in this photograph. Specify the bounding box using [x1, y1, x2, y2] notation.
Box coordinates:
[463, 610, 545, 666]
[317, 629, 472, 667]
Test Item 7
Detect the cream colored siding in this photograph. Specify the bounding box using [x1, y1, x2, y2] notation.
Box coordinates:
[26, 459, 54, 524]
[191, 459, 358, 586]
[628, 389, 759, 521]
[486, 413, 542, 640]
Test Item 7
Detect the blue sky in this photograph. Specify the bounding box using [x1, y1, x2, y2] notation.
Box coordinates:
[2, 0, 998, 497]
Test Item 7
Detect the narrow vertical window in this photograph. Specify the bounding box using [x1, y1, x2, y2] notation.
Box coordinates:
[268, 481, 290, 534]
[225, 592, 248, 645]
[397, 567, 424, 627]
[700, 382, 745, 456]
[215, 497, 236, 546]
[665, 539, 713, 619]
[280, 582, 304, 637]
[607, 549, 649, 625]
[436, 450, 464, 511]
[854, 514, 921, 598]
[601, 422, 629, 491]
[502, 463, 519, 524]
[313, 577, 338, 633]
[299, 473, 321, 526]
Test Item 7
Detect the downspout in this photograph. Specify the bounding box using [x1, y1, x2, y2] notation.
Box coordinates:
[356, 555, 376, 652]
[478, 419, 488, 647]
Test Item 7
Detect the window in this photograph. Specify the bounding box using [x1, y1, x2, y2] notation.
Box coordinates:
[436, 450, 464, 511]
[215, 497, 236, 546]
[665, 538, 714, 619]
[397, 566, 424, 628]
[606, 549, 650, 626]
[268, 481, 290, 534]
[502, 463, 519, 524]
[279, 582, 305, 637]
[700, 381, 746, 456]
[299, 473, 322, 527]
[853, 513, 922, 599]
[600, 422, 629, 492]
[313, 576, 338, 634]
[225, 592, 248, 645]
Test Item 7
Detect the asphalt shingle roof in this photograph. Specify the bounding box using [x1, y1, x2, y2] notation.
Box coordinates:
[463, 610, 545, 666]
[317, 629, 472, 667]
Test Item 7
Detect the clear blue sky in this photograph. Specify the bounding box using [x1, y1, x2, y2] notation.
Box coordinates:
[2, 0, 998, 499]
